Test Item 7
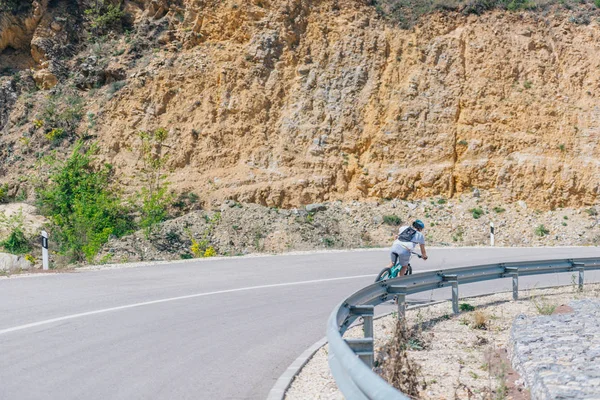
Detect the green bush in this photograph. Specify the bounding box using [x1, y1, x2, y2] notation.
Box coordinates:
[0, 184, 8, 203]
[596, 0, 600, 8]
[0, 210, 31, 254]
[470, 207, 484, 219]
[383, 215, 402, 225]
[534, 224, 549, 237]
[36, 142, 133, 262]
[459, 303, 475, 312]
[85, 1, 126, 33]
[493, 206, 506, 213]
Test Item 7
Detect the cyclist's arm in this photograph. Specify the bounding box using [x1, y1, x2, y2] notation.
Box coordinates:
[420, 244, 428, 260]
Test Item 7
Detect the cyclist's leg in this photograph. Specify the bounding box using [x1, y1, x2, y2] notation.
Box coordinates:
[389, 251, 399, 269]
[395, 249, 411, 276]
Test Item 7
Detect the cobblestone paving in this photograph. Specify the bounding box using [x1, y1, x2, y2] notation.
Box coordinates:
[510, 299, 600, 400]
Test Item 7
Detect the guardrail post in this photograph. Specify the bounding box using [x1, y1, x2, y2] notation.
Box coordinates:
[573, 263, 585, 291]
[345, 338, 374, 368]
[443, 275, 459, 314]
[388, 285, 408, 320]
[505, 267, 519, 300]
[350, 305, 374, 339]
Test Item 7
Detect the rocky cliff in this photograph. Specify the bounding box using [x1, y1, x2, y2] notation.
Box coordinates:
[1, 0, 599, 210]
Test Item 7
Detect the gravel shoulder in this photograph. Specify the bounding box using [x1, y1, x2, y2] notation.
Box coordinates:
[285, 283, 600, 400]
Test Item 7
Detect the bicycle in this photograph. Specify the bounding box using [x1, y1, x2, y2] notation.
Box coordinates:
[375, 251, 422, 282]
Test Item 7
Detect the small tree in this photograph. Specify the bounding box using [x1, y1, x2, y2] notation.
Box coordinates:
[36, 141, 133, 262]
[137, 128, 173, 237]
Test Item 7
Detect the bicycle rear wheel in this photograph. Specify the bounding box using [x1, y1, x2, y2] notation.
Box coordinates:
[375, 268, 392, 282]
[404, 264, 413, 275]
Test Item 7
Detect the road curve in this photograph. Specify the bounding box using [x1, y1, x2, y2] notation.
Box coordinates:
[1, 247, 599, 400]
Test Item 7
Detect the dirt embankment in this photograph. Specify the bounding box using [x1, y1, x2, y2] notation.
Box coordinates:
[95, 190, 600, 264]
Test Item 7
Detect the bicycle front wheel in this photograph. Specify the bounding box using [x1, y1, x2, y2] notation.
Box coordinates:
[375, 268, 392, 282]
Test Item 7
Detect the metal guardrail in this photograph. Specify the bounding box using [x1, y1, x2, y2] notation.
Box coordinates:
[327, 257, 600, 400]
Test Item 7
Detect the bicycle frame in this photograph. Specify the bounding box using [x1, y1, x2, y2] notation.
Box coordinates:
[391, 251, 421, 278]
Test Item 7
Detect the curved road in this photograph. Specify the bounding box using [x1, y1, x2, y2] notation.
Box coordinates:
[1, 247, 599, 400]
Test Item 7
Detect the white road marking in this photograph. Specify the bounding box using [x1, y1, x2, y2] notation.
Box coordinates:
[0, 274, 378, 336]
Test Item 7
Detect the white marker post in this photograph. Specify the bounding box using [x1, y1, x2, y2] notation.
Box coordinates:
[41, 231, 49, 271]
[490, 222, 495, 247]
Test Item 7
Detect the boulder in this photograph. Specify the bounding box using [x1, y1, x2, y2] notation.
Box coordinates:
[306, 203, 327, 213]
[0, 253, 33, 272]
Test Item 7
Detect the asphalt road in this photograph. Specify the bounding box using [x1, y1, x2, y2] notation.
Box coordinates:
[1, 247, 599, 400]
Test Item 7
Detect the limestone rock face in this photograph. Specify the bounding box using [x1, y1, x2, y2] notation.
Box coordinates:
[0, 1, 48, 53]
[94, 0, 600, 209]
[2, 1, 600, 210]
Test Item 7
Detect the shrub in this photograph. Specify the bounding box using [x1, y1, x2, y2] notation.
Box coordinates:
[585, 207, 598, 216]
[36, 141, 134, 262]
[452, 226, 465, 242]
[190, 238, 203, 258]
[523, 80, 532, 89]
[39, 91, 84, 140]
[470, 207, 484, 219]
[375, 321, 424, 396]
[45, 128, 65, 142]
[459, 303, 475, 312]
[0, 210, 31, 254]
[596, 0, 600, 8]
[204, 246, 216, 257]
[0, 184, 8, 203]
[437, 198, 447, 204]
[534, 224, 549, 237]
[472, 311, 488, 330]
[383, 215, 402, 225]
[493, 206, 506, 213]
[107, 80, 126, 95]
[85, 1, 126, 33]
[532, 295, 556, 315]
[137, 128, 174, 237]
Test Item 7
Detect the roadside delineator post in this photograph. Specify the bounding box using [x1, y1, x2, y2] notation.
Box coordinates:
[41, 231, 49, 271]
[490, 222, 495, 246]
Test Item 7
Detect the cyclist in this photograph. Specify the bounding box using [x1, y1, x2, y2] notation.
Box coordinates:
[387, 219, 428, 276]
